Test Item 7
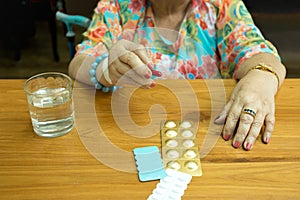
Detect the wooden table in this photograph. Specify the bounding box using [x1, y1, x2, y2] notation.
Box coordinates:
[0, 79, 299, 199]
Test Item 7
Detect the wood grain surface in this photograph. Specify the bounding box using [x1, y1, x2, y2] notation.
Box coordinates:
[0, 79, 299, 200]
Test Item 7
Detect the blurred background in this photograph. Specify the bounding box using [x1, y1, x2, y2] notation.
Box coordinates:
[0, 0, 299, 79]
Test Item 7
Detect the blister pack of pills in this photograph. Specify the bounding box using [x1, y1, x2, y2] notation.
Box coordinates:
[147, 169, 192, 200]
[160, 120, 202, 176]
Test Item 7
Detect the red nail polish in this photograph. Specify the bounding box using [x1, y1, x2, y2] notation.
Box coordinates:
[151, 69, 162, 77]
[223, 134, 231, 141]
[147, 63, 154, 69]
[234, 141, 241, 148]
[150, 82, 156, 88]
[245, 142, 253, 150]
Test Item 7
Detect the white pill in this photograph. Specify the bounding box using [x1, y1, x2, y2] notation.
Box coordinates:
[184, 161, 199, 171]
[166, 130, 178, 137]
[180, 121, 192, 128]
[182, 139, 195, 148]
[181, 130, 193, 137]
[166, 150, 180, 159]
[167, 161, 181, 170]
[184, 150, 197, 158]
[165, 121, 176, 128]
[166, 139, 178, 147]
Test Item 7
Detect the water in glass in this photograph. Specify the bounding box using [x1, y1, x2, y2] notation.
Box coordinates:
[27, 87, 74, 137]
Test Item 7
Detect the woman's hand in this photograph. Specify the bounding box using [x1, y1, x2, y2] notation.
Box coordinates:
[215, 70, 279, 150]
[100, 39, 161, 88]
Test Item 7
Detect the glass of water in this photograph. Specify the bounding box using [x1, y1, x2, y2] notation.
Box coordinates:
[24, 72, 74, 137]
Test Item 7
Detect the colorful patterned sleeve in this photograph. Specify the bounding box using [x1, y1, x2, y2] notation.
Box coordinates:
[75, 0, 122, 57]
[215, 0, 281, 78]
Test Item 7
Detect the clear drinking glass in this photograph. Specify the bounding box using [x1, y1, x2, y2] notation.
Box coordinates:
[24, 72, 75, 137]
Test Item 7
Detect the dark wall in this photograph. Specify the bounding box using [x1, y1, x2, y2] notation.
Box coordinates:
[64, 0, 98, 17]
[242, 0, 300, 77]
[243, 0, 299, 13]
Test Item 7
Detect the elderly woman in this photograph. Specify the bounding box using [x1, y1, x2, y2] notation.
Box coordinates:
[68, 0, 286, 150]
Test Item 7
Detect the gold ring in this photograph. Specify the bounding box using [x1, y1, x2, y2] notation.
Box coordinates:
[243, 108, 256, 118]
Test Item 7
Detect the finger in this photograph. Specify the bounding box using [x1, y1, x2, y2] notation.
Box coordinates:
[263, 113, 275, 144]
[214, 100, 233, 125]
[114, 60, 133, 76]
[232, 107, 257, 148]
[115, 58, 152, 80]
[123, 41, 147, 55]
[147, 62, 155, 70]
[119, 74, 155, 89]
[109, 59, 155, 88]
[123, 41, 153, 65]
[151, 68, 162, 77]
[147, 62, 162, 77]
[109, 63, 126, 85]
[134, 50, 163, 77]
[134, 48, 151, 65]
[243, 112, 264, 150]
[109, 61, 154, 88]
[99, 59, 130, 86]
[123, 42, 162, 77]
[119, 52, 152, 78]
[120, 68, 155, 88]
[222, 103, 242, 141]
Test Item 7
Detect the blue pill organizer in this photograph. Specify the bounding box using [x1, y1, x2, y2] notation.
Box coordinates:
[133, 146, 167, 182]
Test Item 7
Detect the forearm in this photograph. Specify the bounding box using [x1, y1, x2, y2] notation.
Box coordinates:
[215, 0, 286, 84]
[67, 0, 118, 86]
[235, 52, 286, 90]
[68, 54, 93, 85]
[68, 54, 110, 87]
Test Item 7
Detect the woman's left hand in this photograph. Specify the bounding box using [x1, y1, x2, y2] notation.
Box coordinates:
[214, 69, 279, 150]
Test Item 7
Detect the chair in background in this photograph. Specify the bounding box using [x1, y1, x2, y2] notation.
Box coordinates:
[56, 0, 98, 60]
[56, 11, 90, 60]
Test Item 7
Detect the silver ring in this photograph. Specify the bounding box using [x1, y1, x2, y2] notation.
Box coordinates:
[243, 108, 256, 118]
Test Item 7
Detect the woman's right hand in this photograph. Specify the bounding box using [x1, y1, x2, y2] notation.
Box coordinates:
[100, 39, 160, 88]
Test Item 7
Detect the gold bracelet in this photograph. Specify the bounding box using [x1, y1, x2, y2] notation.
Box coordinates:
[249, 63, 280, 89]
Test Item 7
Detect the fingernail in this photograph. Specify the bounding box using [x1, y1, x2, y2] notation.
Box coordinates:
[245, 142, 253, 150]
[214, 115, 220, 123]
[233, 141, 242, 148]
[264, 137, 270, 144]
[147, 63, 154, 69]
[214, 115, 225, 125]
[151, 69, 162, 77]
[223, 133, 231, 141]
[150, 82, 156, 88]
[144, 71, 152, 79]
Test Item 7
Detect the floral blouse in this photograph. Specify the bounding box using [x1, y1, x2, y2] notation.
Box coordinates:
[76, 0, 280, 79]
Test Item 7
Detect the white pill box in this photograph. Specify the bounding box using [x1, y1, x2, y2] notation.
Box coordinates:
[160, 120, 202, 176]
[147, 169, 192, 200]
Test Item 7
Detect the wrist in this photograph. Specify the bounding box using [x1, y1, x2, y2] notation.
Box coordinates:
[249, 63, 280, 91]
[235, 53, 286, 90]
[95, 57, 112, 86]
[246, 68, 278, 95]
[89, 54, 117, 92]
